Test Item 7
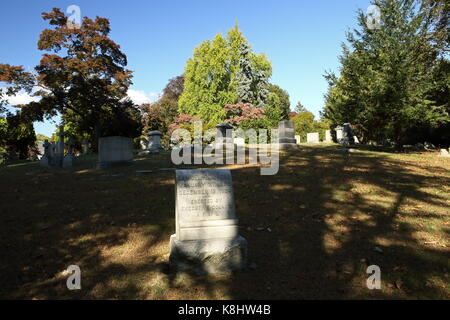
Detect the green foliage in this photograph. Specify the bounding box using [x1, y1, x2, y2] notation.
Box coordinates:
[35, 133, 50, 141]
[322, 0, 450, 146]
[291, 111, 330, 141]
[264, 84, 291, 127]
[140, 75, 184, 146]
[179, 25, 272, 124]
[294, 101, 307, 113]
[291, 111, 316, 141]
[0, 115, 36, 160]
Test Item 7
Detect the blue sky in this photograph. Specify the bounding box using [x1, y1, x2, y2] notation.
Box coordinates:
[0, 0, 372, 136]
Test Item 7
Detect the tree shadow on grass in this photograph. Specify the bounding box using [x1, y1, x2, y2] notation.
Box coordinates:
[0, 146, 448, 299]
[226, 145, 449, 299]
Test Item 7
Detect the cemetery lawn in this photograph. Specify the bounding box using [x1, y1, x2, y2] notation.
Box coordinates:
[0, 145, 449, 300]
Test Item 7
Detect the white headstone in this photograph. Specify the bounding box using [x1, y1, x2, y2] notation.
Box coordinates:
[295, 135, 301, 144]
[325, 130, 332, 143]
[234, 137, 245, 147]
[307, 132, 320, 143]
[169, 169, 247, 274]
[439, 149, 450, 158]
[336, 127, 343, 143]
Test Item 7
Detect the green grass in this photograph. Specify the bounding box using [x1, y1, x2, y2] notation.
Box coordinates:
[0, 145, 449, 299]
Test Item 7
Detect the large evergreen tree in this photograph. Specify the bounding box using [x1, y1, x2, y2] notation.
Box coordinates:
[323, 0, 449, 147]
[179, 25, 272, 124]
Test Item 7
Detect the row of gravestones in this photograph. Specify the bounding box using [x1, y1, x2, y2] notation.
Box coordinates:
[296, 124, 359, 145]
[93, 121, 362, 169]
[97, 121, 300, 169]
[40, 125, 75, 168]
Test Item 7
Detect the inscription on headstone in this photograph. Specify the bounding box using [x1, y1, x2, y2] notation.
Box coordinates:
[170, 169, 247, 274]
[175, 170, 237, 241]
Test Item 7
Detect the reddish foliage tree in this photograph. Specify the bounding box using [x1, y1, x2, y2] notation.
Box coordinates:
[223, 102, 265, 126]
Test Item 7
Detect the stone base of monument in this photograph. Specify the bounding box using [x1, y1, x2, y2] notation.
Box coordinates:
[278, 137, 298, 150]
[169, 234, 248, 274]
[279, 143, 298, 150]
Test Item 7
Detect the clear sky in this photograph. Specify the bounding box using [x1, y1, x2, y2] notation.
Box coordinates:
[0, 0, 372, 137]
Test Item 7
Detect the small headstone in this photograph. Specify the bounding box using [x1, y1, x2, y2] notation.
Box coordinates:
[307, 132, 320, 144]
[439, 149, 450, 158]
[63, 137, 75, 168]
[234, 137, 245, 147]
[96, 136, 133, 169]
[295, 135, 301, 144]
[36, 141, 45, 160]
[325, 130, 332, 143]
[169, 169, 248, 274]
[336, 126, 343, 143]
[277, 120, 298, 149]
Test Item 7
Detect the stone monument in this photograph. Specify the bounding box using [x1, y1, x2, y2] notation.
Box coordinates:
[169, 169, 248, 274]
[63, 136, 75, 168]
[295, 135, 301, 144]
[325, 130, 332, 143]
[278, 120, 298, 149]
[97, 136, 133, 169]
[335, 126, 343, 143]
[307, 132, 320, 144]
[342, 123, 355, 146]
[439, 149, 450, 158]
[234, 137, 245, 147]
[40, 140, 51, 167]
[141, 130, 164, 154]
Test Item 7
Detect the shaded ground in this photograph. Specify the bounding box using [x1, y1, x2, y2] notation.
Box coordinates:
[0, 145, 449, 299]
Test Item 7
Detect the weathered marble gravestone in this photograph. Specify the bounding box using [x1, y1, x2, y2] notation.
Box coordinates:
[295, 135, 301, 144]
[278, 120, 298, 149]
[307, 132, 320, 144]
[40, 125, 72, 168]
[63, 137, 75, 168]
[439, 149, 450, 158]
[36, 141, 45, 160]
[335, 126, 343, 143]
[97, 136, 133, 169]
[169, 169, 248, 274]
[234, 137, 245, 147]
[325, 130, 332, 143]
[53, 125, 65, 167]
[40, 140, 51, 167]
